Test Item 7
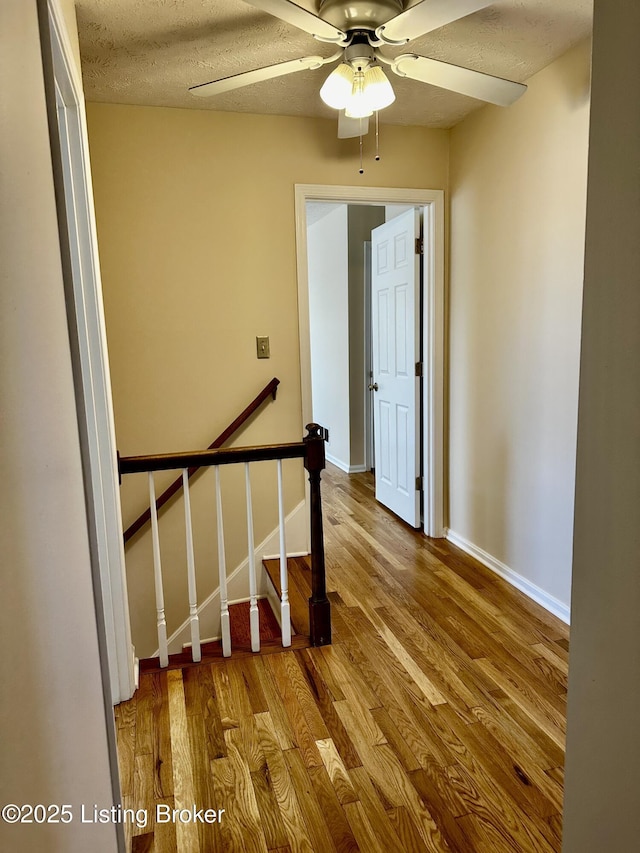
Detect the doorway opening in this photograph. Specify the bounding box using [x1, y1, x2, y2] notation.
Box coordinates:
[294, 184, 445, 537]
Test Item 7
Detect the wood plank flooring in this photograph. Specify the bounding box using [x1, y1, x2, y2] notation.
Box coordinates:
[115, 464, 568, 852]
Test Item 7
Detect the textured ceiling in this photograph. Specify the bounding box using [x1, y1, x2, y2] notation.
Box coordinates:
[76, 0, 592, 128]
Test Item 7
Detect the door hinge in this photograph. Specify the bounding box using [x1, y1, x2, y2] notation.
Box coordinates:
[415, 237, 423, 255]
[416, 475, 423, 490]
[415, 362, 423, 377]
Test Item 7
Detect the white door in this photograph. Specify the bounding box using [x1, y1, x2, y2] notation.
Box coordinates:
[371, 209, 421, 527]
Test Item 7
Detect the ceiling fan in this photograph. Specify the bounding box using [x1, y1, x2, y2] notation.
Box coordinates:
[189, 0, 527, 130]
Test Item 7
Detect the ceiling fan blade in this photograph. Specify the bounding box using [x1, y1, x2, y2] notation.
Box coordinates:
[189, 55, 326, 97]
[242, 0, 347, 42]
[337, 112, 370, 139]
[391, 54, 527, 107]
[377, 0, 490, 44]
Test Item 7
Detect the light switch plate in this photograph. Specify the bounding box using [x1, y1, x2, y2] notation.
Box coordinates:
[256, 336, 270, 359]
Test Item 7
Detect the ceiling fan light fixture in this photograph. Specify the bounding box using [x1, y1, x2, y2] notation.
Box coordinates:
[363, 65, 395, 110]
[320, 62, 354, 109]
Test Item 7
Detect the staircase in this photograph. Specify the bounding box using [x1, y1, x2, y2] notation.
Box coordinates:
[119, 380, 330, 672]
[139, 556, 314, 674]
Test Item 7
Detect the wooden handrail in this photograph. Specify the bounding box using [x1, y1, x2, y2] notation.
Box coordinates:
[122, 377, 280, 543]
[120, 422, 331, 648]
[120, 440, 306, 475]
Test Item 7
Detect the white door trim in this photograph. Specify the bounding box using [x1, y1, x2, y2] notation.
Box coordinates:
[48, 0, 136, 703]
[294, 184, 445, 537]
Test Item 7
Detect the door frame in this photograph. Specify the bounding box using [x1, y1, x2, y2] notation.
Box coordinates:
[294, 184, 446, 537]
[45, 0, 136, 704]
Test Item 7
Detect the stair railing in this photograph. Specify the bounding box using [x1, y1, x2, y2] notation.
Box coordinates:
[118, 423, 331, 663]
[122, 377, 280, 544]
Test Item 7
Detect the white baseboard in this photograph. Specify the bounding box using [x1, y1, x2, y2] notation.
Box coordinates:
[325, 452, 349, 473]
[155, 500, 309, 655]
[133, 654, 139, 691]
[262, 550, 309, 561]
[325, 453, 367, 474]
[445, 528, 571, 625]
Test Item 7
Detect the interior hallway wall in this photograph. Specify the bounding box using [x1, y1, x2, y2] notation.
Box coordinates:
[347, 204, 386, 469]
[447, 40, 591, 615]
[563, 1, 640, 847]
[308, 204, 350, 468]
[307, 203, 385, 472]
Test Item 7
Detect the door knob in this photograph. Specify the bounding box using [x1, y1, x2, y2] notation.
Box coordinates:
[368, 382, 379, 391]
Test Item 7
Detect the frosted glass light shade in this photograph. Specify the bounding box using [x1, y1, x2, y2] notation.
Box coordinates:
[344, 70, 373, 118]
[364, 65, 395, 111]
[320, 63, 354, 109]
[321, 61, 395, 118]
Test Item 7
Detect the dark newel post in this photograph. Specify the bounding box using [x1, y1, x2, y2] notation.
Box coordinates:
[304, 423, 331, 646]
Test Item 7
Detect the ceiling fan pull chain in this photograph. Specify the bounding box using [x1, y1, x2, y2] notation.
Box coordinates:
[375, 111, 380, 161]
[359, 131, 364, 175]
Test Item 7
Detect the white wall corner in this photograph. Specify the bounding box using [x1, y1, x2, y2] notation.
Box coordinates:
[156, 499, 308, 655]
[445, 528, 571, 625]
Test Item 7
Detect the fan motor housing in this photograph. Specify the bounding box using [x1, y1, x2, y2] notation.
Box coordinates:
[344, 41, 376, 70]
[319, 0, 403, 31]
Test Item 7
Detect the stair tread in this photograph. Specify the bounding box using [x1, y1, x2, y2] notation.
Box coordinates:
[139, 599, 307, 674]
[263, 555, 312, 636]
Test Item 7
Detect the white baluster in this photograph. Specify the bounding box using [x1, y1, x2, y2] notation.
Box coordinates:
[215, 466, 231, 657]
[277, 459, 291, 647]
[182, 469, 201, 662]
[148, 472, 169, 667]
[245, 463, 260, 652]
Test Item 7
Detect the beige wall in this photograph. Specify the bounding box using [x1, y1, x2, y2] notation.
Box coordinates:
[86, 103, 449, 655]
[0, 1, 117, 849]
[563, 1, 640, 848]
[448, 41, 591, 610]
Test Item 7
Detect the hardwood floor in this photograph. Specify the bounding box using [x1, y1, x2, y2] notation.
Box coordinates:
[115, 464, 568, 852]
